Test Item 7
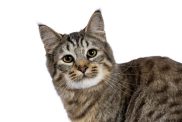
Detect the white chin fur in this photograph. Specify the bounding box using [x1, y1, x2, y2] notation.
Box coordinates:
[66, 65, 104, 89]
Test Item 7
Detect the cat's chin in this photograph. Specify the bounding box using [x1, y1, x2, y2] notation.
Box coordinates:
[79, 75, 97, 82]
[81, 74, 97, 80]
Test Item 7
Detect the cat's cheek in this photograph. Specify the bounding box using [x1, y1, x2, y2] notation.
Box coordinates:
[100, 58, 113, 71]
[53, 69, 64, 81]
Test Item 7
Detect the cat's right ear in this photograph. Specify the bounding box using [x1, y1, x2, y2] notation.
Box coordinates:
[85, 10, 105, 33]
[38, 24, 62, 54]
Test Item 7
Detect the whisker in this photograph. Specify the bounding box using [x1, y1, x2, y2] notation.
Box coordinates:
[109, 74, 137, 86]
[104, 80, 130, 96]
[112, 72, 137, 76]
[103, 80, 115, 89]
[106, 74, 137, 89]
[107, 78, 133, 92]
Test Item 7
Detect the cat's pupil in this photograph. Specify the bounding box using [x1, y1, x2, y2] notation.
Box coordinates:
[87, 49, 97, 58]
[62, 55, 74, 63]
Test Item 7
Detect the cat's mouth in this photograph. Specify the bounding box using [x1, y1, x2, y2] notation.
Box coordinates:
[66, 66, 105, 89]
[68, 68, 98, 82]
[76, 72, 98, 82]
[82, 73, 97, 80]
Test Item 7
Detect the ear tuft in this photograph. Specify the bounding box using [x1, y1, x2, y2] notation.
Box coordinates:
[94, 9, 101, 13]
[38, 24, 62, 54]
[38, 23, 47, 28]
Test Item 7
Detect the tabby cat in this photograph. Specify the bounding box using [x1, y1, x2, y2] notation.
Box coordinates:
[38, 10, 182, 122]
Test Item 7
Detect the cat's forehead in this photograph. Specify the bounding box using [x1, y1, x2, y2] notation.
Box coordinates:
[58, 32, 88, 55]
[69, 32, 83, 43]
[62, 33, 91, 48]
[62, 31, 84, 46]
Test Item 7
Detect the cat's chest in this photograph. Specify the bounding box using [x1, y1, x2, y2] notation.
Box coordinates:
[64, 94, 100, 122]
[66, 87, 124, 122]
[71, 104, 99, 122]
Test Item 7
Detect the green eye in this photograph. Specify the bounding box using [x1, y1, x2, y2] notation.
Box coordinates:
[62, 55, 74, 63]
[87, 49, 97, 58]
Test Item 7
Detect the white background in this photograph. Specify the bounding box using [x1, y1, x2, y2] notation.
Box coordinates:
[0, 0, 182, 122]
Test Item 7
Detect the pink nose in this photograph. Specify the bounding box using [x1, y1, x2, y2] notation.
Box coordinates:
[77, 65, 88, 73]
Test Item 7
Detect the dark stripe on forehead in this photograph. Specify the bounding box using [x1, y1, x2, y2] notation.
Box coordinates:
[69, 32, 85, 47]
[69, 32, 80, 41]
[85, 40, 89, 47]
[80, 39, 84, 47]
[66, 44, 70, 51]
[69, 32, 80, 47]
[67, 36, 75, 46]
[80, 32, 85, 47]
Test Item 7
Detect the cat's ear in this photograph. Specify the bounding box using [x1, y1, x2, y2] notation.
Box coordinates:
[38, 24, 62, 54]
[85, 10, 105, 33]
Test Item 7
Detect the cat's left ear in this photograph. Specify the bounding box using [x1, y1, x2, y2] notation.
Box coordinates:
[85, 10, 105, 34]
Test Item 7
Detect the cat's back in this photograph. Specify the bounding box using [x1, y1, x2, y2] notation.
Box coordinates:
[124, 56, 182, 122]
[133, 56, 182, 86]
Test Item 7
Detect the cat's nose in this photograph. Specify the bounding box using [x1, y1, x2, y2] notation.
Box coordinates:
[77, 65, 88, 73]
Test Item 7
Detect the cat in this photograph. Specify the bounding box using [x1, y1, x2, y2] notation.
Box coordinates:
[38, 10, 182, 122]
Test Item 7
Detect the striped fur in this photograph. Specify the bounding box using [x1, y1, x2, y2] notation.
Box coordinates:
[39, 10, 182, 122]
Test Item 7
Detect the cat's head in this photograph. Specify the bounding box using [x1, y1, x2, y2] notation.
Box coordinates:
[39, 10, 115, 89]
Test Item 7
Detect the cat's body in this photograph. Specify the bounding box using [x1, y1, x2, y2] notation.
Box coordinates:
[39, 10, 182, 122]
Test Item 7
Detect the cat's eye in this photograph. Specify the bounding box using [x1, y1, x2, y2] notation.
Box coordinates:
[62, 55, 74, 63]
[87, 49, 97, 58]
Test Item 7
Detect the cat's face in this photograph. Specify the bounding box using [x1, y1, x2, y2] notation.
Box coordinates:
[39, 10, 115, 89]
[55, 32, 113, 89]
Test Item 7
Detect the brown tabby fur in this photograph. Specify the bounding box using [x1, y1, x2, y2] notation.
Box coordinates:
[39, 10, 182, 122]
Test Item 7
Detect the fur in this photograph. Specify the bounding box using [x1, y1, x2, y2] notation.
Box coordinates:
[39, 10, 182, 122]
